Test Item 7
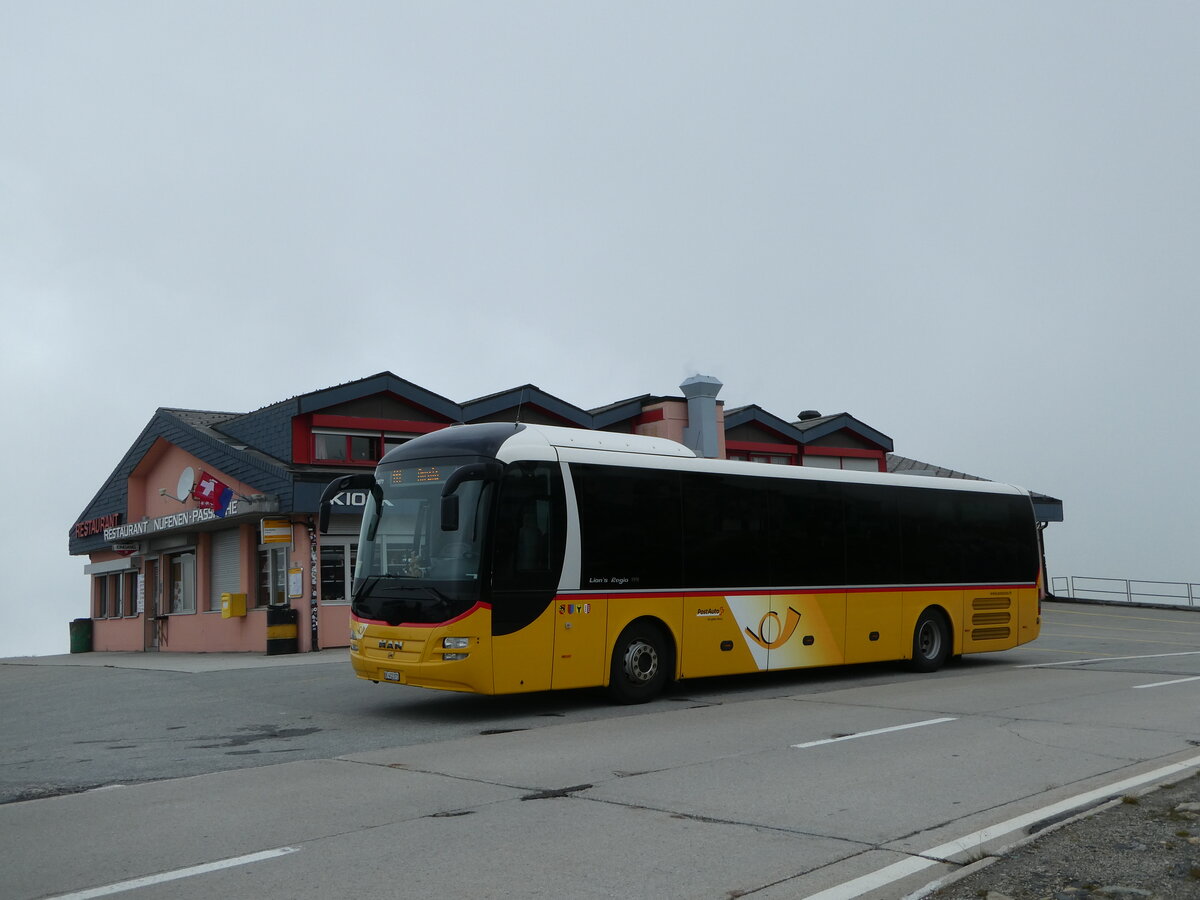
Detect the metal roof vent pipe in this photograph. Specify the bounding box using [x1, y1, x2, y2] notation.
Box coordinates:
[680, 374, 723, 458]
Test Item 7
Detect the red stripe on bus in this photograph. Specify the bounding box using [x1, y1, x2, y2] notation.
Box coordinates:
[562, 583, 1035, 601]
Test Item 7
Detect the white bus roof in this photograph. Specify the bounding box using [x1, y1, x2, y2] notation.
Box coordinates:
[494, 423, 1028, 498]
[500, 424, 697, 458]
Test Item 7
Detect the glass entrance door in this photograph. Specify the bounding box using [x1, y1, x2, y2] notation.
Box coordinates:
[143, 559, 161, 650]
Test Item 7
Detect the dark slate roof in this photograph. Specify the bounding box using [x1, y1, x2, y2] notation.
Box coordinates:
[792, 412, 894, 451]
[168, 409, 241, 429]
[725, 406, 895, 452]
[213, 400, 298, 463]
[291, 372, 459, 419]
[461, 384, 593, 427]
[69, 407, 296, 556]
[588, 394, 658, 428]
[887, 454, 984, 480]
[215, 372, 462, 459]
[74, 372, 494, 556]
[231, 372, 459, 419]
[588, 394, 657, 416]
[723, 405, 806, 444]
[73, 373, 469, 555]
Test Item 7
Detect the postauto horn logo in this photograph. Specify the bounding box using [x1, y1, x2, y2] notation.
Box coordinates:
[744, 606, 802, 650]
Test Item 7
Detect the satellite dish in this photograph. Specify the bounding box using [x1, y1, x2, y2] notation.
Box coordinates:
[177, 467, 196, 500]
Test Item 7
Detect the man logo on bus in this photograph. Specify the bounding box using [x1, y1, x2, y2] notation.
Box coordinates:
[745, 607, 802, 650]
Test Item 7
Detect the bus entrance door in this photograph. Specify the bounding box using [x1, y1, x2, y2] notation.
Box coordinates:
[845, 590, 902, 664]
[763, 592, 847, 671]
[551, 597, 607, 690]
[683, 594, 765, 678]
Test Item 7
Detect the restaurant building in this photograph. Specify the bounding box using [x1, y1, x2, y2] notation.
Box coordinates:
[68, 372, 1062, 654]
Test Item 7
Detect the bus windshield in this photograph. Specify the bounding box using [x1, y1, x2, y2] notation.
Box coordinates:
[351, 459, 493, 625]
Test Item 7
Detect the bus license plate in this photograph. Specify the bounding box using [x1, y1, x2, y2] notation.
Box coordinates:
[384, 671, 402, 682]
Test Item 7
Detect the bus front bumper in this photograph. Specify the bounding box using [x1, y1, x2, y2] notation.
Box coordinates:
[349, 626, 492, 693]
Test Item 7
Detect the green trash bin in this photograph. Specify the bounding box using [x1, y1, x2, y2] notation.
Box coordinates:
[69, 618, 93, 653]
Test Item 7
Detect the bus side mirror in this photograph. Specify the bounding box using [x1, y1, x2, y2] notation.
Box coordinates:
[318, 473, 377, 534]
[442, 462, 503, 497]
[440, 462, 502, 531]
[364, 482, 385, 541]
[441, 495, 459, 532]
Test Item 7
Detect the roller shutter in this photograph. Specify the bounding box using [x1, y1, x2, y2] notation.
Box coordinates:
[210, 528, 241, 610]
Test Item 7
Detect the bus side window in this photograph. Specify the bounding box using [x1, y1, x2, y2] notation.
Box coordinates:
[772, 479, 845, 587]
[571, 464, 683, 589]
[492, 463, 564, 591]
[516, 506, 546, 572]
[843, 483, 901, 587]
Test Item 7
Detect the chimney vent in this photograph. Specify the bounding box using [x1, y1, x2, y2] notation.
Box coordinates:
[680, 374, 723, 458]
[797, 410, 822, 421]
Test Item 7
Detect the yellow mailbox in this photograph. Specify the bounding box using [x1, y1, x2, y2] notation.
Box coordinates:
[220, 592, 247, 618]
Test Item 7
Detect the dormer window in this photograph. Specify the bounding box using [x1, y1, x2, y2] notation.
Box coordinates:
[311, 430, 417, 465]
[728, 451, 794, 465]
[314, 431, 382, 464]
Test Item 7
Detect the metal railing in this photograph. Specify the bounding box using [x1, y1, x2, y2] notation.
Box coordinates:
[1050, 576, 1200, 607]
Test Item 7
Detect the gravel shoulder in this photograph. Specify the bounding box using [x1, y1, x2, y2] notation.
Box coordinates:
[929, 771, 1200, 900]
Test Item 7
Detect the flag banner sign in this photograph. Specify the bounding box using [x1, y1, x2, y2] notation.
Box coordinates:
[194, 471, 235, 517]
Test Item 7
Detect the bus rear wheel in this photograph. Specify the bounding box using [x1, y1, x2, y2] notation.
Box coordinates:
[909, 609, 950, 673]
[608, 620, 669, 704]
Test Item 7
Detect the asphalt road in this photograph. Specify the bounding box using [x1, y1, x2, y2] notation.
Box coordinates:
[1, 599, 1198, 899]
[0, 639, 961, 805]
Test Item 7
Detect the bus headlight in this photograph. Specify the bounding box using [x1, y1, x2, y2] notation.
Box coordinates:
[443, 637, 470, 649]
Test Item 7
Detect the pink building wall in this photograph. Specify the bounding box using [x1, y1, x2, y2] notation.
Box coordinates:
[634, 399, 727, 458]
[88, 442, 325, 654]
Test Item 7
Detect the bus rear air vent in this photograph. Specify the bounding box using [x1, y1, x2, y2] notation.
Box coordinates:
[972, 627, 1011, 641]
[972, 597, 1012, 611]
[972, 611, 1011, 626]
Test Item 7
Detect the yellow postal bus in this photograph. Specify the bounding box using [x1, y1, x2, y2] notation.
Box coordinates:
[319, 423, 1041, 702]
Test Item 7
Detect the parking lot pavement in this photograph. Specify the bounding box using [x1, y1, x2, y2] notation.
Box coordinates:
[3, 600, 1197, 898]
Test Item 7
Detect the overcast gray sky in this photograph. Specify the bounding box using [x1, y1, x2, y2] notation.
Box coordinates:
[3, 2, 1197, 657]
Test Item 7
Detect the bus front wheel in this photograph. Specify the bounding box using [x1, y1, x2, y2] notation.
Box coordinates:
[608, 620, 669, 704]
[909, 609, 950, 673]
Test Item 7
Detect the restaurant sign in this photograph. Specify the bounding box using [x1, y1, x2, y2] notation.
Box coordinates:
[103, 500, 249, 542]
[74, 513, 122, 539]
